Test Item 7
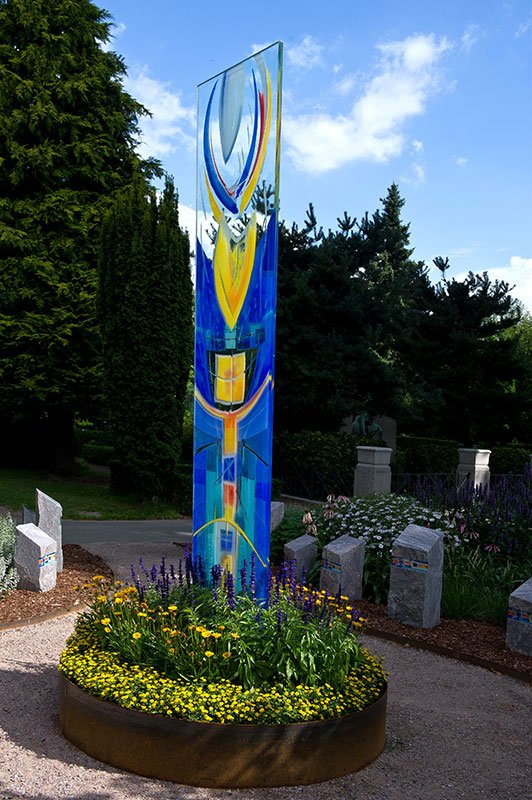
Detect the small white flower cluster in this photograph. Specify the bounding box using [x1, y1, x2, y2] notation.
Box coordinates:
[317, 494, 455, 552]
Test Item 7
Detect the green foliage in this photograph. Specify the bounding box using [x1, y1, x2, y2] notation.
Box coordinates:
[275, 185, 430, 432]
[0, 0, 157, 471]
[0, 513, 17, 597]
[98, 175, 193, 499]
[273, 430, 381, 497]
[395, 434, 459, 473]
[68, 560, 384, 717]
[80, 443, 114, 466]
[401, 269, 530, 444]
[489, 445, 531, 475]
[441, 543, 532, 624]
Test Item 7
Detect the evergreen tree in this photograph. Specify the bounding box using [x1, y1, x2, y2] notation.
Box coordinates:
[0, 0, 157, 471]
[98, 175, 193, 499]
[274, 186, 429, 431]
[402, 268, 527, 444]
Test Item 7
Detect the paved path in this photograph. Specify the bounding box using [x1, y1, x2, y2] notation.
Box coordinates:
[62, 519, 193, 583]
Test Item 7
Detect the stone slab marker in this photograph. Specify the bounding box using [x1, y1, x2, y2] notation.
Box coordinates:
[36, 488, 63, 572]
[15, 523, 57, 592]
[505, 577, 532, 657]
[353, 446, 393, 497]
[320, 534, 365, 602]
[284, 534, 317, 581]
[388, 524, 444, 628]
[22, 505, 36, 524]
[270, 501, 285, 532]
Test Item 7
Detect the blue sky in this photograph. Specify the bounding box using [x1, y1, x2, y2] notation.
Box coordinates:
[101, 0, 531, 309]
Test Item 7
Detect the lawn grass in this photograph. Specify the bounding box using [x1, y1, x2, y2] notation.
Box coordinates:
[0, 466, 190, 520]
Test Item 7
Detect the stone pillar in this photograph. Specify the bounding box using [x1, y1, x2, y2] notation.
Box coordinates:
[15, 523, 57, 592]
[270, 501, 285, 532]
[284, 534, 317, 581]
[505, 577, 532, 657]
[320, 534, 365, 602]
[456, 448, 491, 490]
[353, 446, 392, 497]
[388, 524, 444, 628]
[36, 488, 63, 572]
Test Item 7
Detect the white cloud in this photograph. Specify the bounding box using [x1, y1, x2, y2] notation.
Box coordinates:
[287, 35, 324, 69]
[455, 156, 468, 166]
[515, 19, 532, 38]
[284, 34, 450, 173]
[412, 139, 424, 152]
[124, 69, 195, 158]
[496, 257, 532, 309]
[447, 244, 480, 258]
[334, 73, 357, 96]
[461, 24, 480, 52]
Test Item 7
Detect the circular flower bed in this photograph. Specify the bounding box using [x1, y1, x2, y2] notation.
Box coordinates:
[59, 553, 388, 786]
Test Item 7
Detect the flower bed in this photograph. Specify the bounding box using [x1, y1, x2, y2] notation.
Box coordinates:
[58, 554, 388, 786]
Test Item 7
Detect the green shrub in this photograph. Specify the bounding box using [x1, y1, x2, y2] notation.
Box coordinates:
[273, 431, 381, 498]
[80, 443, 114, 466]
[489, 444, 531, 475]
[395, 435, 459, 474]
[0, 513, 18, 597]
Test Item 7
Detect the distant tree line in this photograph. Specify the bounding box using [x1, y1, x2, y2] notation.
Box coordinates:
[275, 185, 532, 446]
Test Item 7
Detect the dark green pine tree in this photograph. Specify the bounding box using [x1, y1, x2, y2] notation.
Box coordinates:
[0, 0, 157, 471]
[98, 175, 193, 500]
[404, 267, 527, 444]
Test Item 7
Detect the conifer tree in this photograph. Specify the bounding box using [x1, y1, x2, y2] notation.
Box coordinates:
[98, 175, 193, 499]
[0, 0, 156, 470]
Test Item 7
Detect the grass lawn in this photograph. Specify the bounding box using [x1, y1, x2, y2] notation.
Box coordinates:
[0, 466, 190, 520]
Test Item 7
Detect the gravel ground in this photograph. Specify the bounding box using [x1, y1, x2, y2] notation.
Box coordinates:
[0, 614, 531, 800]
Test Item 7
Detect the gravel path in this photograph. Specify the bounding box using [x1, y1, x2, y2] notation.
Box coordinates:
[0, 614, 530, 800]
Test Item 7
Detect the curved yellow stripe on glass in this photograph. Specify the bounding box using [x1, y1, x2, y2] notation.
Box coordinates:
[239, 68, 272, 214]
[195, 373, 272, 421]
[192, 517, 269, 568]
[204, 169, 223, 223]
[214, 212, 257, 329]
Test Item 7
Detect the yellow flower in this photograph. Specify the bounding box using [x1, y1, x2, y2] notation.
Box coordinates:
[212, 632, 222, 639]
[137, 612, 147, 618]
[93, 575, 105, 581]
[72, 585, 79, 591]
[218, 625, 225, 630]
[132, 632, 141, 640]
[97, 596, 106, 603]
[104, 627, 111, 633]
[230, 633, 239, 639]
[101, 618, 111, 625]
[205, 651, 214, 658]
[168, 605, 177, 611]
[201, 630, 211, 639]
[222, 652, 231, 659]
[114, 597, 123, 604]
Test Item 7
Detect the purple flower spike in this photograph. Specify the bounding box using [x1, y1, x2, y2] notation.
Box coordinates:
[240, 558, 248, 595]
[226, 571, 236, 610]
[250, 553, 256, 599]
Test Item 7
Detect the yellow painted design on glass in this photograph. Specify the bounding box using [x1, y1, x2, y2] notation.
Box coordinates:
[192, 517, 269, 568]
[214, 213, 257, 330]
[215, 352, 246, 405]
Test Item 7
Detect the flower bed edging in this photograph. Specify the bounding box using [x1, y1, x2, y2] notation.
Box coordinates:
[58, 673, 387, 788]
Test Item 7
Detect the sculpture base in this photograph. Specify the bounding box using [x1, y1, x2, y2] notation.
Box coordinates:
[58, 673, 387, 787]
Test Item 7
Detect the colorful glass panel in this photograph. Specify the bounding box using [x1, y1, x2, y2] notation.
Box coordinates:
[193, 43, 283, 599]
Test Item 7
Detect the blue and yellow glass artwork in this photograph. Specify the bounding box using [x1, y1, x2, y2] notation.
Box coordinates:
[193, 43, 283, 599]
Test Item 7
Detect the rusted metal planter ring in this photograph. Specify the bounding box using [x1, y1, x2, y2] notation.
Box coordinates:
[58, 673, 387, 787]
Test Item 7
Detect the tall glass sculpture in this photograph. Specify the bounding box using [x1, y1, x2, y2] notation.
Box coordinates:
[193, 43, 283, 599]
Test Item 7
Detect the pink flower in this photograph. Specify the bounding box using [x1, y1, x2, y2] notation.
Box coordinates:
[484, 544, 500, 553]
